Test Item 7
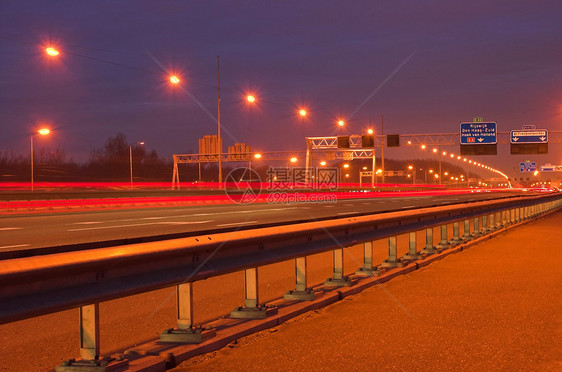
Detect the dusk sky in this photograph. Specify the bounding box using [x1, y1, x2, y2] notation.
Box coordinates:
[1, 1, 561, 177]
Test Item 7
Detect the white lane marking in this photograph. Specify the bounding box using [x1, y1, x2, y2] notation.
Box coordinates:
[361, 203, 372, 205]
[68, 221, 213, 232]
[141, 216, 167, 220]
[0, 227, 22, 231]
[323, 205, 336, 208]
[216, 221, 259, 227]
[72, 221, 103, 225]
[0, 244, 30, 250]
[337, 212, 358, 215]
[401, 205, 416, 208]
[344, 204, 354, 206]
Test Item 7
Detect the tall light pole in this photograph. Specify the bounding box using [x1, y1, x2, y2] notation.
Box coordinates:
[129, 141, 144, 190]
[217, 56, 223, 188]
[30, 128, 51, 191]
[380, 115, 385, 184]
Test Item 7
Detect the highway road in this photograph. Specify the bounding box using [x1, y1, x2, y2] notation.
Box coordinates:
[0, 190, 531, 256]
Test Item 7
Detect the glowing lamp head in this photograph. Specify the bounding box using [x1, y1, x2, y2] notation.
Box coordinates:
[367, 128, 374, 134]
[45, 47, 59, 56]
[408, 165, 413, 170]
[343, 164, 349, 169]
[246, 95, 256, 103]
[299, 109, 307, 117]
[254, 153, 262, 159]
[38, 128, 50, 136]
[170, 75, 180, 84]
[433, 148, 437, 153]
[337, 120, 345, 127]
[421, 145, 426, 150]
[320, 161, 327, 166]
[290, 157, 297, 163]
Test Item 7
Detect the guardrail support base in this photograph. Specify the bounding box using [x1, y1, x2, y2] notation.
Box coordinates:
[160, 327, 215, 343]
[324, 276, 354, 287]
[230, 305, 278, 319]
[284, 289, 317, 301]
[56, 357, 128, 372]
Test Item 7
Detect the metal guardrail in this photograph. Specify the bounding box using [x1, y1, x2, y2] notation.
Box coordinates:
[1, 192, 561, 370]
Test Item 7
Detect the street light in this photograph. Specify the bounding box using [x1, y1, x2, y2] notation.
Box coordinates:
[30, 128, 51, 191]
[246, 95, 256, 103]
[337, 120, 345, 127]
[45, 47, 59, 56]
[299, 109, 307, 117]
[169, 75, 180, 84]
[129, 141, 145, 190]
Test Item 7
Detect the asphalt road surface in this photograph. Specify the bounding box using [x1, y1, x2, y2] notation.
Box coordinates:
[0, 191, 529, 255]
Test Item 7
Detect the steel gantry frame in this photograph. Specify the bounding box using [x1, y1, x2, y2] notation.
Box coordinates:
[172, 131, 562, 189]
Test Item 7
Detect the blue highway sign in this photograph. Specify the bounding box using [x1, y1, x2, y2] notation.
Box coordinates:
[460, 122, 497, 144]
[520, 162, 536, 172]
[510, 129, 548, 144]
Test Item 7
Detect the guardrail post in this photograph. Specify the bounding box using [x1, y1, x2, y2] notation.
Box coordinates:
[495, 212, 502, 229]
[449, 221, 462, 245]
[356, 241, 381, 276]
[325, 248, 353, 287]
[462, 219, 472, 241]
[160, 283, 216, 343]
[80, 304, 99, 361]
[402, 232, 421, 261]
[472, 217, 482, 237]
[436, 224, 451, 249]
[488, 214, 496, 232]
[231, 268, 278, 319]
[510, 209, 515, 224]
[285, 257, 316, 300]
[381, 236, 405, 268]
[57, 304, 120, 371]
[482, 215, 489, 234]
[420, 228, 436, 255]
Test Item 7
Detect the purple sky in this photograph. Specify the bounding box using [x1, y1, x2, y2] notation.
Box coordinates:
[1, 1, 561, 178]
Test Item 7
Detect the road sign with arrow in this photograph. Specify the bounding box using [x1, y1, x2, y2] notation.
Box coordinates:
[460, 122, 497, 144]
[510, 129, 548, 144]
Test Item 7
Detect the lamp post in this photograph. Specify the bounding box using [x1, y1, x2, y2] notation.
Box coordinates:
[30, 128, 51, 191]
[129, 141, 145, 190]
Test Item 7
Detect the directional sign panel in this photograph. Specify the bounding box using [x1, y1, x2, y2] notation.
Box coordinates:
[460, 122, 497, 144]
[520, 162, 536, 172]
[540, 165, 556, 172]
[510, 129, 548, 144]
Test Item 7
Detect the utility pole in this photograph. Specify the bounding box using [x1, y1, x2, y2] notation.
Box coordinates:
[381, 115, 385, 184]
[217, 56, 222, 188]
